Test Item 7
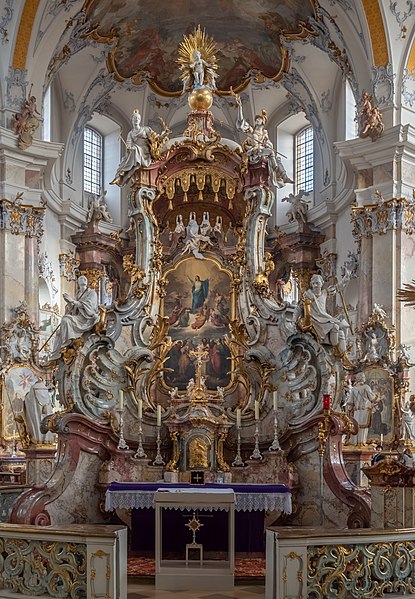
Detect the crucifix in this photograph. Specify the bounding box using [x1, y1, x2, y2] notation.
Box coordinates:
[191, 470, 205, 484]
[189, 343, 209, 389]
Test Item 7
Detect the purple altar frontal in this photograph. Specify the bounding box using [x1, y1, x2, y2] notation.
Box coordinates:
[105, 482, 291, 554]
[105, 481, 291, 513]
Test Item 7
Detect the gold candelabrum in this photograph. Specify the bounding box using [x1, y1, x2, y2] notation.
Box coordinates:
[317, 396, 331, 526]
[318, 411, 331, 457]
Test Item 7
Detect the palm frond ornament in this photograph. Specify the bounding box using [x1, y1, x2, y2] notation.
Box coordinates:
[397, 280, 415, 307]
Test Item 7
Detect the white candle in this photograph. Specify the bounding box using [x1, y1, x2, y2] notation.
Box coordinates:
[157, 404, 162, 427]
[138, 398, 143, 419]
[236, 408, 241, 428]
[119, 389, 124, 410]
[254, 401, 259, 420]
[380, 433, 384, 445]
[273, 391, 278, 412]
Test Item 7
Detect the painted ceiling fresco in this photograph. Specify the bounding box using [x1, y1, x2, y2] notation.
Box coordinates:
[82, 0, 317, 94]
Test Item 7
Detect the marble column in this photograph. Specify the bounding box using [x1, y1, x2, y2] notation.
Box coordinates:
[336, 127, 415, 340]
[25, 235, 40, 325]
[0, 227, 25, 323]
[0, 128, 63, 325]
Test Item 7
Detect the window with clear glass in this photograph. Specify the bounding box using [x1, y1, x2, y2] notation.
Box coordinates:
[83, 127, 102, 194]
[43, 85, 51, 141]
[295, 126, 313, 194]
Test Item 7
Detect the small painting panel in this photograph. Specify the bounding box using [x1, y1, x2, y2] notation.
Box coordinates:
[366, 367, 394, 444]
[163, 257, 232, 391]
[2, 366, 39, 440]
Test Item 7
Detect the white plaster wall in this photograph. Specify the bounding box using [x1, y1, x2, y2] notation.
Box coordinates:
[398, 233, 415, 356]
[372, 231, 396, 322]
[335, 205, 359, 314]
[104, 129, 121, 225]
[41, 208, 63, 309]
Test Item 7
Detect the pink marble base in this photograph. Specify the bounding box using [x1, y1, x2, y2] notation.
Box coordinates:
[10, 413, 119, 525]
[231, 451, 289, 485]
[23, 446, 56, 486]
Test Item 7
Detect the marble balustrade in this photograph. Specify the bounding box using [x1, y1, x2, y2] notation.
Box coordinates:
[266, 526, 415, 599]
[0, 522, 127, 599]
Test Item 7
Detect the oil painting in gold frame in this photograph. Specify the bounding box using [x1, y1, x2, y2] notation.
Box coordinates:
[2, 365, 39, 441]
[163, 256, 233, 391]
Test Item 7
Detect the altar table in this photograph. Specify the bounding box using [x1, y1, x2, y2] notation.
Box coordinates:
[105, 482, 291, 554]
[105, 481, 291, 513]
[154, 489, 235, 590]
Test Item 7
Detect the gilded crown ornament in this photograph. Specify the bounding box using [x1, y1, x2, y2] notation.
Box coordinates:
[256, 109, 268, 125]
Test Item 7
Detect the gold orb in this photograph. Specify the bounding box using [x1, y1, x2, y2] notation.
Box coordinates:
[188, 87, 213, 111]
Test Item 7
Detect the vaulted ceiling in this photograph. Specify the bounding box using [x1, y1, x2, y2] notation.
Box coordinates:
[82, 0, 317, 94]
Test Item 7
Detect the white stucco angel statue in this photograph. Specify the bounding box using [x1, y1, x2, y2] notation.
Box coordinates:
[301, 273, 351, 355]
[345, 372, 379, 445]
[373, 303, 388, 320]
[235, 94, 293, 188]
[282, 191, 310, 230]
[111, 110, 169, 186]
[49, 275, 99, 360]
[402, 395, 415, 444]
[24, 381, 55, 444]
[86, 190, 113, 223]
[181, 213, 214, 260]
[363, 329, 380, 362]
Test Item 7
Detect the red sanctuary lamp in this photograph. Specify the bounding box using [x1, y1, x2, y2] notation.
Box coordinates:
[323, 394, 331, 413]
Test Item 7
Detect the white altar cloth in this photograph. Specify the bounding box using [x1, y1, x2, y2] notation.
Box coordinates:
[105, 482, 292, 513]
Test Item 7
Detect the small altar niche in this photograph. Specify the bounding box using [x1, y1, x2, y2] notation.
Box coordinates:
[164, 346, 232, 483]
[187, 433, 212, 471]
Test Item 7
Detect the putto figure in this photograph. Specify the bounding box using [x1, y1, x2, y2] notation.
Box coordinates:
[12, 88, 41, 150]
[177, 25, 218, 93]
[356, 90, 384, 142]
[235, 95, 293, 188]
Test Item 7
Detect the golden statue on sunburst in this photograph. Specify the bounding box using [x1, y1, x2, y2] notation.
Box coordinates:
[177, 25, 218, 94]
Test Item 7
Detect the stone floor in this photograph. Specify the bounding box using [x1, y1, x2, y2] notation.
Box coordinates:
[127, 580, 265, 599]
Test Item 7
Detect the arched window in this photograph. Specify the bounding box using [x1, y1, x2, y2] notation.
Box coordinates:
[83, 127, 103, 195]
[345, 78, 358, 140]
[295, 126, 313, 194]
